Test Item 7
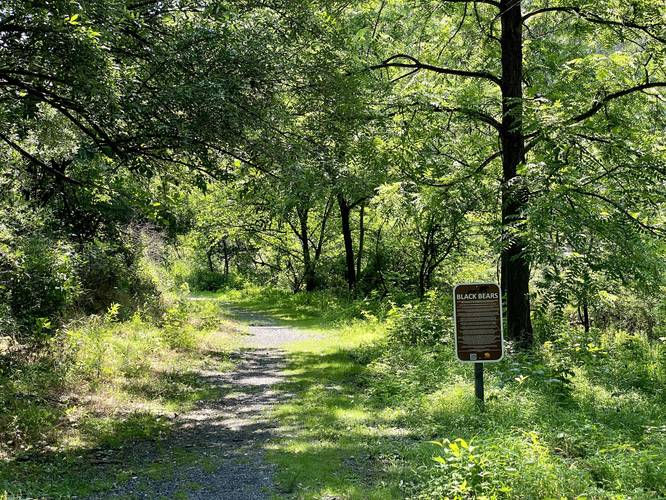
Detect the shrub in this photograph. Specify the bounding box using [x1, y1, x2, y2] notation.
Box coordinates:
[0, 211, 164, 341]
[187, 267, 230, 291]
[65, 305, 161, 383]
[2, 236, 80, 339]
[421, 438, 514, 499]
[540, 325, 665, 396]
[160, 292, 196, 350]
[75, 240, 160, 318]
[0, 303, 19, 342]
[387, 290, 453, 346]
[593, 291, 660, 337]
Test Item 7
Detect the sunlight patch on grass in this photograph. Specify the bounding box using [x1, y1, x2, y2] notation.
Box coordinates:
[334, 408, 369, 424]
[421, 383, 476, 419]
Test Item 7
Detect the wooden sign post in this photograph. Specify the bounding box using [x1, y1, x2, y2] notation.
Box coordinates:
[453, 283, 504, 405]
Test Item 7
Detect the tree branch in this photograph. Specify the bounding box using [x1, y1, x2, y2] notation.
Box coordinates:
[570, 82, 666, 124]
[369, 54, 501, 86]
[525, 81, 666, 154]
[431, 103, 502, 130]
[523, 7, 666, 44]
[428, 150, 502, 188]
[0, 132, 83, 185]
[568, 187, 665, 235]
[442, 0, 500, 7]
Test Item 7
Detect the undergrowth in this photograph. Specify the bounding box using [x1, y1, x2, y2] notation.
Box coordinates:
[210, 285, 401, 328]
[4, 284, 664, 498]
[0, 296, 239, 497]
[220, 287, 666, 499]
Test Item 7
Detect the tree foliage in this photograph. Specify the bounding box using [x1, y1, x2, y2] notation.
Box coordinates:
[1, 0, 664, 345]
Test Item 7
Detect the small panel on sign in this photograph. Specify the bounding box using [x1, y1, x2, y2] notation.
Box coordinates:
[453, 283, 504, 362]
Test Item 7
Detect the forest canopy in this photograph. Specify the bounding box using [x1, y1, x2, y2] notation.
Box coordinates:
[3, 0, 664, 346]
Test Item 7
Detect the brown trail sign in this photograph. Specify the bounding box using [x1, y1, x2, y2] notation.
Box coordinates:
[453, 283, 504, 405]
[453, 283, 504, 362]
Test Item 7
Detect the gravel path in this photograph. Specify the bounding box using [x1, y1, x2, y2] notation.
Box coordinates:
[96, 306, 315, 499]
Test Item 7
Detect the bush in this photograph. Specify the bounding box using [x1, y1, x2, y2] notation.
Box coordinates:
[540, 325, 666, 396]
[387, 290, 453, 346]
[65, 305, 161, 383]
[160, 296, 196, 350]
[1, 236, 80, 339]
[418, 438, 514, 499]
[75, 240, 160, 318]
[0, 303, 20, 342]
[186, 267, 231, 291]
[592, 291, 661, 337]
[0, 210, 164, 341]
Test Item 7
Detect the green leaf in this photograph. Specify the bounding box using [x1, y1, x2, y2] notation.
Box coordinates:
[449, 441, 461, 457]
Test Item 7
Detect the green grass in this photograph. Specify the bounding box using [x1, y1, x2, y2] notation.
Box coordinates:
[4, 286, 664, 498]
[203, 285, 394, 331]
[0, 296, 241, 498]
[219, 287, 666, 499]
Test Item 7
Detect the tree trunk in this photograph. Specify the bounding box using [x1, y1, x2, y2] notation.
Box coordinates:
[206, 248, 215, 273]
[356, 204, 365, 281]
[582, 301, 590, 333]
[417, 225, 433, 298]
[418, 257, 428, 298]
[222, 238, 229, 278]
[298, 207, 316, 292]
[337, 192, 356, 289]
[500, 0, 533, 348]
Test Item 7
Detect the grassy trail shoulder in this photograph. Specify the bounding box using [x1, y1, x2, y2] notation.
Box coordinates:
[217, 287, 666, 500]
[0, 297, 241, 498]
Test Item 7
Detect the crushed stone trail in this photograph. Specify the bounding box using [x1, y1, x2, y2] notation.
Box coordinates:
[96, 305, 314, 500]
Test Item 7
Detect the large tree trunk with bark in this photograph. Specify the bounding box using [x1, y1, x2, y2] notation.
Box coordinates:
[337, 193, 356, 289]
[500, 0, 533, 347]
